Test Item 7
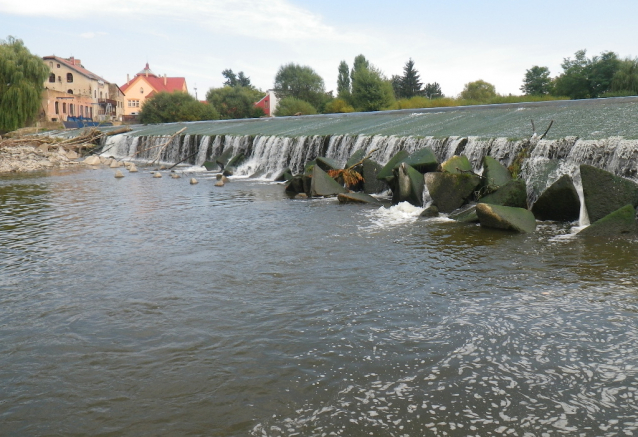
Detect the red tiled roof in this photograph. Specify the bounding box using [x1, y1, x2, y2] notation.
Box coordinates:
[120, 64, 187, 96]
[43, 56, 109, 83]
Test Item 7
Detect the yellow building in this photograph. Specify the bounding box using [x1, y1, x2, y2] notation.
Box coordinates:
[120, 63, 188, 117]
[41, 56, 124, 122]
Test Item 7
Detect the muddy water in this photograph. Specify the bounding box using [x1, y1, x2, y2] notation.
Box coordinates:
[1, 168, 638, 436]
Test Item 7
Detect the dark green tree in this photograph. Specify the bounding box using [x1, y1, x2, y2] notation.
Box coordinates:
[521, 66, 552, 95]
[139, 91, 218, 123]
[588, 51, 620, 97]
[611, 58, 638, 95]
[222, 69, 253, 88]
[553, 50, 620, 99]
[0, 36, 49, 132]
[337, 60, 350, 98]
[206, 86, 265, 119]
[399, 58, 423, 99]
[423, 82, 443, 99]
[460, 80, 497, 101]
[553, 50, 590, 99]
[273, 63, 327, 111]
[275, 97, 318, 116]
[391, 75, 403, 99]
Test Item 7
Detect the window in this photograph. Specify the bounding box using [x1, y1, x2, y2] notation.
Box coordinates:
[67, 73, 73, 83]
[100, 91, 103, 99]
[94, 90, 97, 98]
[67, 89, 73, 94]
[140, 87, 144, 94]
[55, 101, 59, 114]
[62, 103, 66, 114]
[49, 73, 55, 83]
[69, 104, 74, 116]
[128, 99, 140, 107]
[57, 63, 60, 68]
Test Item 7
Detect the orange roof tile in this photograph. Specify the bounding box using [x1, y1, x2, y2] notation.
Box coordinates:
[120, 64, 187, 96]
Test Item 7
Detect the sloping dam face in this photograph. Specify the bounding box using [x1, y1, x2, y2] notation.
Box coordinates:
[105, 97, 638, 200]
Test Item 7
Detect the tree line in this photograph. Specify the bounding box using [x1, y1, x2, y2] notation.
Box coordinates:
[3, 35, 638, 130]
[143, 49, 638, 122]
[141, 54, 447, 122]
[520, 49, 638, 99]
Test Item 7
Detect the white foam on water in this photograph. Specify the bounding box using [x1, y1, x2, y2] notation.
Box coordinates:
[176, 165, 208, 173]
[363, 202, 424, 230]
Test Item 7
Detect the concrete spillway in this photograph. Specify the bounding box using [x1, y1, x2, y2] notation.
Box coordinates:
[104, 97, 638, 205]
[113, 97, 638, 139]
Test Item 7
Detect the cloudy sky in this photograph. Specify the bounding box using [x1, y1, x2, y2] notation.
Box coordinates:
[1, 0, 637, 99]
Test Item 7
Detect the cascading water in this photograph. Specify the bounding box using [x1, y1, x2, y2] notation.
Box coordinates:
[103, 132, 638, 197]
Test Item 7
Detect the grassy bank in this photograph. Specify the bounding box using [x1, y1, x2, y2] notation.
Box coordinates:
[390, 95, 570, 111]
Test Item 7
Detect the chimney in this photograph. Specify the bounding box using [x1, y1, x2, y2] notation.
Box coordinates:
[127, 73, 130, 83]
[75, 59, 81, 66]
[164, 74, 167, 86]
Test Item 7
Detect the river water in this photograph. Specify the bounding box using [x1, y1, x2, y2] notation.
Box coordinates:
[1, 167, 638, 436]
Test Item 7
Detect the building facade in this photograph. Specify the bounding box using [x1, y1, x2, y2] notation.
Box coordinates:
[254, 90, 278, 117]
[41, 56, 121, 122]
[120, 64, 188, 117]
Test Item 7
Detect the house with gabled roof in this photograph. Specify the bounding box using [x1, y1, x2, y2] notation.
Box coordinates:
[120, 63, 188, 117]
[41, 56, 124, 123]
[254, 90, 278, 117]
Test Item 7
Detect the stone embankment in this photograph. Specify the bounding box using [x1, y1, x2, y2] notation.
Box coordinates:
[0, 139, 81, 173]
[0, 127, 131, 174]
[279, 144, 638, 238]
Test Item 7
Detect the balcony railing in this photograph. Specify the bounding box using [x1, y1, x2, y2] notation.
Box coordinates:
[98, 98, 118, 107]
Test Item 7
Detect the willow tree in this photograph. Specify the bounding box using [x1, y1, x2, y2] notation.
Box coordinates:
[0, 36, 48, 132]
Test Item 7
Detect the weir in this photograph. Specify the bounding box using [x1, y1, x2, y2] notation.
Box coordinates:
[104, 97, 638, 202]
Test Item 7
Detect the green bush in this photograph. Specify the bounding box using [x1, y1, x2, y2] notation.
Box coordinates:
[324, 98, 355, 113]
[600, 90, 637, 98]
[139, 92, 218, 123]
[460, 80, 497, 101]
[391, 94, 567, 111]
[206, 86, 265, 119]
[275, 97, 317, 116]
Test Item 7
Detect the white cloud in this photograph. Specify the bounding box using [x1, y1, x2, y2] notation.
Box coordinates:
[0, 0, 361, 43]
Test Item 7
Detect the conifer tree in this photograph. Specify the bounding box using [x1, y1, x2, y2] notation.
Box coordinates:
[400, 58, 423, 98]
[0, 36, 48, 132]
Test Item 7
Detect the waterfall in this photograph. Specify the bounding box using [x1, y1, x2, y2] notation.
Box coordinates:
[101, 132, 638, 197]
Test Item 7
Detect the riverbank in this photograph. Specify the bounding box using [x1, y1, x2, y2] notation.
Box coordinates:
[0, 128, 113, 173]
[0, 139, 80, 173]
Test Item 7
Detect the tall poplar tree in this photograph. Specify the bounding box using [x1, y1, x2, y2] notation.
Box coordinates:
[351, 54, 370, 83]
[337, 60, 350, 98]
[0, 36, 48, 132]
